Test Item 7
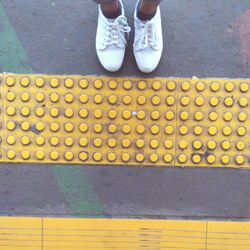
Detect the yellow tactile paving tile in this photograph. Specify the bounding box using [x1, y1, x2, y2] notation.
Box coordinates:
[0, 73, 249, 167]
[2, 217, 250, 250]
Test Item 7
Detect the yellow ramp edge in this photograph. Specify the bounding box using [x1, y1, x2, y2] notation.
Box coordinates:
[0, 73, 249, 168]
[1, 217, 250, 250]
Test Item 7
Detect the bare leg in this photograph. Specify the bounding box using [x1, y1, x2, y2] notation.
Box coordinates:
[140, 0, 160, 15]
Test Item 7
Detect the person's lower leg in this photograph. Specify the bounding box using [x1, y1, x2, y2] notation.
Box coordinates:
[137, 0, 160, 20]
[101, 0, 121, 19]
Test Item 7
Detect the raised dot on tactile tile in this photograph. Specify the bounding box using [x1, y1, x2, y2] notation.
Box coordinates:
[181, 81, 190, 91]
[108, 138, 117, 148]
[22, 151, 30, 160]
[50, 108, 59, 118]
[221, 141, 231, 150]
[7, 107, 16, 116]
[164, 154, 173, 163]
[192, 155, 201, 164]
[64, 79, 74, 88]
[151, 125, 160, 135]
[136, 139, 145, 149]
[210, 82, 220, 92]
[122, 124, 131, 134]
[179, 140, 188, 150]
[178, 154, 187, 163]
[137, 96, 146, 105]
[50, 93, 59, 103]
[151, 96, 161, 105]
[50, 78, 59, 88]
[207, 155, 216, 164]
[79, 94, 88, 104]
[79, 152, 88, 161]
[108, 124, 117, 134]
[152, 81, 161, 90]
[122, 110, 132, 120]
[94, 109, 103, 119]
[209, 97, 219, 107]
[108, 80, 118, 90]
[7, 136, 16, 145]
[237, 126, 247, 136]
[150, 140, 159, 149]
[221, 155, 230, 164]
[136, 125, 145, 134]
[137, 80, 147, 90]
[79, 138, 88, 147]
[136, 153, 144, 163]
[166, 96, 175, 106]
[196, 81, 205, 91]
[50, 137, 59, 146]
[50, 151, 59, 160]
[236, 141, 245, 151]
[108, 153, 117, 162]
[21, 121, 30, 131]
[21, 136, 30, 146]
[165, 126, 174, 135]
[108, 95, 117, 105]
[65, 108, 74, 118]
[123, 80, 132, 90]
[195, 96, 204, 106]
[21, 107, 30, 117]
[238, 112, 247, 122]
[64, 151, 74, 161]
[179, 126, 188, 135]
[50, 123, 59, 132]
[194, 111, 203, 121]
[20, 77, 30, 87]
[7, 121, 16, 131]
[164, 140, 173, 149]
[94, 124, 102, 133]
[194, 125, 203, 135]
[193, 140, 202, 150]
[208, 126, 217, 136]
[151, 111, 160, 120]
[79, 109, 89, 119]
[6, 76, 15, 87]
[137, 111, 145, 120]
[236, 155, 245, 165]
[94, 79, 103, 89]
[94, 94, 103, 104]
[207, 141, 216, 150]
[35, 107, 45, 117]
[239, 98, 248, 107]
[35, 93, 45, 102]
[79, 79, 89, 89]
[36, 136, 45, 146]
[93, 152, 103, 162]
[240, 82, 249, 93]
[122, 153, 130, 162]
[65, 137, 74, 147]
[122, 139, 131, 148]
[64, 93, 74, 103]
[35, 77, 45, 87]
[224, 97, 234, 107]
[166, 81, 176, 91]
[223, 112, 233, 122]
[108, 109, 117, 120]
[209, 112, 218, 121]
[36, 151, 45, 160]
[6, 92, 16, 102]
[180, 96, 190, 106]
[222, 126, 232, 136]
[180, 111, 189, 121]
[150, 154, 159, 163]
[79, 123, 88, 133]
[7, 150, 16, 160]
[64, 123, 74, 132]
[225, 82, 234, 92]
[36, 122, 45, 132]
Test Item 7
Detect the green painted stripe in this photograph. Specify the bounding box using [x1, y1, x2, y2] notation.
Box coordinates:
[0, 3, 32, 73]
[0, 3, 105, 218]
[53, 166, 105, 217]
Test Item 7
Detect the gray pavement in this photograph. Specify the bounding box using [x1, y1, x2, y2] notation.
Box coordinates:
[0, 0, 250, 219]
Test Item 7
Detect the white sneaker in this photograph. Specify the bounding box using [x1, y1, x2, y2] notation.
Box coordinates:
[133, 1, 163, 73]
[96, 1, 131, 72]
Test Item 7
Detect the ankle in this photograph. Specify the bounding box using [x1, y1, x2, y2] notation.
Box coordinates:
[102, 0, 119, 14]
[140, 0, 159, 15]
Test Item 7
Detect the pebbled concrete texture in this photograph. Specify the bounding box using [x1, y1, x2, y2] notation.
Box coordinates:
[0, 0, 250, 219]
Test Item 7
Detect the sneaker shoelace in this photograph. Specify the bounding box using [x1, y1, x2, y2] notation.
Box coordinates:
[135, 20, 160, 51]
[103, 16, 131, 48]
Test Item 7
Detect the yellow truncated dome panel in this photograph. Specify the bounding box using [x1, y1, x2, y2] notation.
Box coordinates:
[0, 74, 249, 168]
